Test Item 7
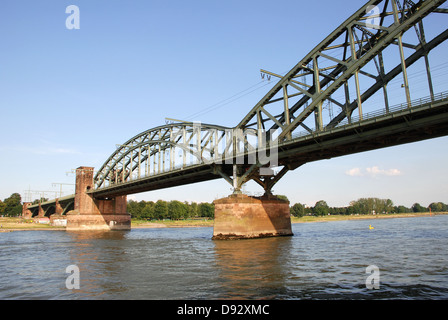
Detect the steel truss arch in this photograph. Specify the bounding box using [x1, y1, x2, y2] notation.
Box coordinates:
[238, 0, 448, 143]
[94, 122, 261, 189]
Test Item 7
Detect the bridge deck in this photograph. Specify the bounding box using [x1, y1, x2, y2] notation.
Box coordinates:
[27, 193, 75, 210]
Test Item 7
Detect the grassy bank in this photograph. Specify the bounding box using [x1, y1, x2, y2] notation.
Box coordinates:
[290, 211, 444, 224]
[0, 217, 64, 232]
[131, 218, 214, 228]
[133, 211, 445, 228]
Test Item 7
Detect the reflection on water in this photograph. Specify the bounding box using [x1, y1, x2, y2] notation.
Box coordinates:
[1, 215, 447, 299]
[64, 231, 130, 299]
[213, 237, 293, 299]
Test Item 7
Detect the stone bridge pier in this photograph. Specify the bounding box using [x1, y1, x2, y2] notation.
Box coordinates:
[212, 164, 293, 240]
[212, 193, 293, 240]
[66, 166, 131, 231]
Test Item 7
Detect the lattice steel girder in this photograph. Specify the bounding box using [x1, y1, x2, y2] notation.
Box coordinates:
[236, 0, 447, 142]
[276, 98, 448, 167]
[328, 28, 448, 129]
[93, 122, 271, 190]
[94, 123, 231, 189]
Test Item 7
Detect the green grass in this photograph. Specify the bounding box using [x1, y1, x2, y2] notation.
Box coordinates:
[290, 211, 443, 224]
[131, 218, 214, 228]
[0, 217, 60, 230]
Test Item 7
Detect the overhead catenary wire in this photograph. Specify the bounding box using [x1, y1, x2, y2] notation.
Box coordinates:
[183, 52, 448, 124]
[183, 79, 273, 121]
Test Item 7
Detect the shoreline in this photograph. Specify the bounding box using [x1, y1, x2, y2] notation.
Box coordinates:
[132, 211, 446, 229]
[0, 212, 445, 232]
[290, 211, 444, 224]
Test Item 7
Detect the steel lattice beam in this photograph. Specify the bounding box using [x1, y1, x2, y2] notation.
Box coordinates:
[237, 0, 447, 143]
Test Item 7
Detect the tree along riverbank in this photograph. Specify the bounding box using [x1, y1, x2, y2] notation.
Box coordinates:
[1, 212, 446, 232]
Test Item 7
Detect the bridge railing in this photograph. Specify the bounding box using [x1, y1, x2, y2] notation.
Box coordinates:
[336, 91, 448, 128]
[289, 91, 448, 141]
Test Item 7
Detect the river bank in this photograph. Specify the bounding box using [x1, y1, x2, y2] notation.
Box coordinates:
[1, 212, 445, 232]
[291, 211, 444, 224]
[0, 217, 65, 232]
[132, 211, 445, 228]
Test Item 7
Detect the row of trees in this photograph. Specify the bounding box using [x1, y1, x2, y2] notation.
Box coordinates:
[0, 193, 22, 217]
[290, 198, 448, 217]
[127, 200, 214, 220]
[1, 192, 446, 219]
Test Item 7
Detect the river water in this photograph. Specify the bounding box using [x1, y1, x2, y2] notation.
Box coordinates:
[1, 215, 447, 300]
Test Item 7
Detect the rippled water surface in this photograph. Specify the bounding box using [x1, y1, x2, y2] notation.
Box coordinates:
[1, 215, 447, 299]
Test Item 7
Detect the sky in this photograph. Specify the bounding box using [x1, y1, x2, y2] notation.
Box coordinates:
[0, 0, 447, 208]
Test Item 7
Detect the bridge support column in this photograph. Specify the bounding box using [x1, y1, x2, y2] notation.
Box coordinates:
[66, 166, 131, 231]
[21, 202, 32, 219]
[50, 199, 66, 226]
[212, 193, 293, 240]
[37, 203, 45, 218]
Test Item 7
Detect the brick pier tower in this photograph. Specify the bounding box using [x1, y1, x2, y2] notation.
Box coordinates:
[66, 166, 131, 231]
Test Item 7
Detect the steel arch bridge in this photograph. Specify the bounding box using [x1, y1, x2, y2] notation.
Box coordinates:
[94, 123, 235, 189]
[28, 0, 448, 215]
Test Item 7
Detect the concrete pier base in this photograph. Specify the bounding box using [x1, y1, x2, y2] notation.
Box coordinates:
[66, 195, 131, 231]
[50, 214, 67, 227]
[212, 193, 293, 240]
[66, 212, 130, 231]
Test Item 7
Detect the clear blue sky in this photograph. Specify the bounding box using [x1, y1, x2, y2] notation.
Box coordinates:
[1, 0, 447, 208]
